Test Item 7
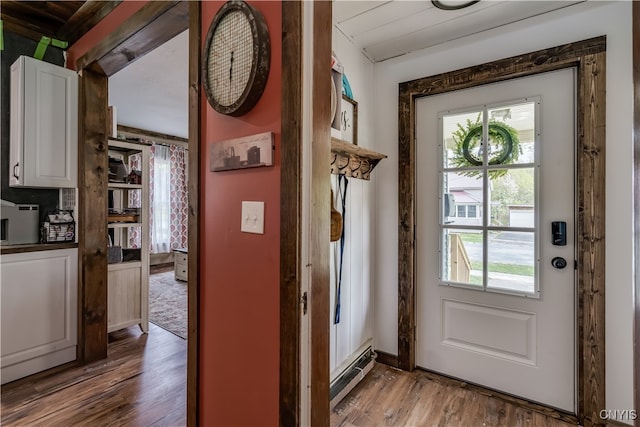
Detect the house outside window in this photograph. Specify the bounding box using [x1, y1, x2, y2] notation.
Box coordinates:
[455, 203, 480, 218]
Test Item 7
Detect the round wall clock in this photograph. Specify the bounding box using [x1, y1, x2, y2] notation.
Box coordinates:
[202, 1, 271, 116]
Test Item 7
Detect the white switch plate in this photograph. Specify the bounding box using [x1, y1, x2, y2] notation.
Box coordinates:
[241, 201, 265, 234]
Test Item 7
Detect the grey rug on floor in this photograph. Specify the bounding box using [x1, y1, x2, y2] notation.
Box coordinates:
[149, 271, 187, 339]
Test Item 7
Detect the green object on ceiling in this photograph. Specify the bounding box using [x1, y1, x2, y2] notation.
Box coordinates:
[0, 20, 4, 51]
[34, 36, 68, 60]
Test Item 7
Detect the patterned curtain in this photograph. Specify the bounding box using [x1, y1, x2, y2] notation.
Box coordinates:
[128, 143, 188, 252]
[128, 153, 142, 249]
[169, 146, 188, 250]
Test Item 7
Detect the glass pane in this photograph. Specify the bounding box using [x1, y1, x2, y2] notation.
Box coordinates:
[488, 101, 535, 166]
[487, 230, 535, 293]
[441, 229, 483, 287]
[442, 111, 483, 169]
[442, 172, 483, 226]
[488, 168, 534, 227]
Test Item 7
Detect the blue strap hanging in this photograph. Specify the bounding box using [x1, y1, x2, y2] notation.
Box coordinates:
[334, 174, 348, 324]
[342, 74, 353, 100]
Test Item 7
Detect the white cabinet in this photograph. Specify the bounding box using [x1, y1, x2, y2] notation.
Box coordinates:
[174, 249, 187, 281]
[107, 139, 149, 333]
[1, 248, 78, 384]
[10, 55, 78, 188]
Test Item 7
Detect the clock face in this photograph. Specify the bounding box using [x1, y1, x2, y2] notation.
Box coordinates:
[203, 1, 270, 116]
[208, 10, 253, 107]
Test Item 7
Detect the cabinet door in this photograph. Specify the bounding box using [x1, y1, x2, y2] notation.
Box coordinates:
[10, 56, 78, 188]
[1, 248, 78, 384]
[108, 264, 145, 332]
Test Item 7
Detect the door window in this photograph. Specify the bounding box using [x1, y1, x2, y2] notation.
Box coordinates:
[438, 99, 539, 296]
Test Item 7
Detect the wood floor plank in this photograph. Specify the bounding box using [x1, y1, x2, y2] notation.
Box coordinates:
[1, 324, 186, 426]
[331, 363, 578, 427]
[4, 337, 577, 426]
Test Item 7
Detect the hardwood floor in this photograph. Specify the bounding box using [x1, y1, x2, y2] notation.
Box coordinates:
[2, 330, 576, 427]
[331, 363, 577, 427]
[1, 324, 186, 426]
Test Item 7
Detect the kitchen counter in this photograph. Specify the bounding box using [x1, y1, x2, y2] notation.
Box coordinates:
[0, 242, 78, 255]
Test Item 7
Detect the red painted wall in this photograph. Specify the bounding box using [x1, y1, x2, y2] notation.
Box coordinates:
[199, 2, 281, 425]
[68, 1, 283, 425]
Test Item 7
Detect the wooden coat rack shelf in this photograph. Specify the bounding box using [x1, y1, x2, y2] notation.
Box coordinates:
[330, 137, 387, 180]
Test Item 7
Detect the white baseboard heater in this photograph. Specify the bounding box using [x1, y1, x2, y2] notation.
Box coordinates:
[329, 346, 376, 408]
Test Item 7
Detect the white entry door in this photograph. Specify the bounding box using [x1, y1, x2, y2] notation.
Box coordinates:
[416, 68, 576, 412]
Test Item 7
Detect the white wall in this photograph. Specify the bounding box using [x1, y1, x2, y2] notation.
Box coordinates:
[329, 26, 376, 377]
[372, 1, 633, 418]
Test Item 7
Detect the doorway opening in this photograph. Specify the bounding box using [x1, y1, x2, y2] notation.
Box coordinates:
[76, 2, 198, 425]
[416, 69, 576, 411]
[108, 30, 190, 341]
[397, 37, 606, 425]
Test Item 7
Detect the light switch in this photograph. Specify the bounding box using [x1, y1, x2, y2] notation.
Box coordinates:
[241, 201, 265, 234]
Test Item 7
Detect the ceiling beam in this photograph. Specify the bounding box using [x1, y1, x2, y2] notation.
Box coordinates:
[116, 125, 188, 148]
[57, 1, 123, 45]
[1, 20, 48, 45]
[1, 1, 79, 43]
[76, 0, 188, 76]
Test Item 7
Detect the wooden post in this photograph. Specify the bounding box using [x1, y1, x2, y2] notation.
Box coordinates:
[77, 68, 109, 363]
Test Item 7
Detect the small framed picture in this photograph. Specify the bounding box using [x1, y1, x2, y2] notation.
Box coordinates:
[210, 131, 274, 172]
[340, 94, 358, 145]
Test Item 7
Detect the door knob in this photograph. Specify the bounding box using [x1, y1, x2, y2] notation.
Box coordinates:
[551, 257, 567, 269]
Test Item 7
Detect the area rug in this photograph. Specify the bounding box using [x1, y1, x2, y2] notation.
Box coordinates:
[149, 271, 187, 339]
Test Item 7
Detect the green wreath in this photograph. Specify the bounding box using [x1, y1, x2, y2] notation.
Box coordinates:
[449, 116, 521, 178]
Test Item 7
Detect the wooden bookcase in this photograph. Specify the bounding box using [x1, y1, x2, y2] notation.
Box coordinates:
[107, 138, 150, 333]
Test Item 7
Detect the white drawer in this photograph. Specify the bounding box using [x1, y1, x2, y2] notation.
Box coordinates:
[174, 253, 188, 264]
[175, 265, 187, 281]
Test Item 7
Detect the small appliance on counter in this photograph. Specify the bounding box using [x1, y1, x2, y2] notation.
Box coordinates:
[1, 199, 39, 245]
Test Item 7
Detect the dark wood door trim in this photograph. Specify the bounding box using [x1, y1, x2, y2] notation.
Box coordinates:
[76, 0, 188, 76]
[398, 36, 607, 425]
[309, 2, 332, 426]
[279, 1, 303, 426]
[187, 2, 201, 426]
[77, 68, 109, 363]
[77, 1, 198, 425]
[633, 3, 640, 426]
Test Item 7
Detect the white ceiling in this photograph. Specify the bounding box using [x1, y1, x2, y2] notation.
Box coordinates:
[333, 0, 585, 62]
[107, 1, 589, 139]
[108, 30, 189, 139]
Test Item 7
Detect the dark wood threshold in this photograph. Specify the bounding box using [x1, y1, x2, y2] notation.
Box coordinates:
[374, 350, 399, 368]
[414, 367, 579, 425]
